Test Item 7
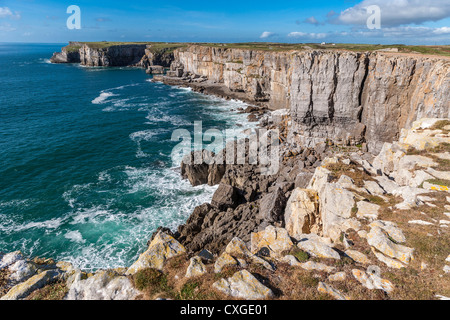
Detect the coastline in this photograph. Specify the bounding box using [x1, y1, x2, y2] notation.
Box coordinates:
[1, 42, 449, 301]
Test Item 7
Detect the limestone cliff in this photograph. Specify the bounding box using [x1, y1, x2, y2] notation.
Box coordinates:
[170, 46, 449, 153]
[50, 43, 449, 153]
[50, 42, 82, 64]
[79, 44, 146, 67]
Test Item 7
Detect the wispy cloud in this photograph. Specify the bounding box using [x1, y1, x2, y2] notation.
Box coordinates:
[0, 7, 21, 20]
[260, 31, 277, 39]
[288, 31, 327, 39]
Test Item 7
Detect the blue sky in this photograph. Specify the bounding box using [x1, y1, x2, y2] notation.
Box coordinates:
[0, 0, 449, 44]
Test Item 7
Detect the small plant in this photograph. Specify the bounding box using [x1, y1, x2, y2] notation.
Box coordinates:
[289, 247, 309, 262]
[297, 273, 319, 287]
[177, 281, 203, 300]
[351, 204, 358, 216]
[425, 179, 450, 188]
[133, 268, 170, 295]
[335, 257, 354, 267]
[366, 195, 385, 205]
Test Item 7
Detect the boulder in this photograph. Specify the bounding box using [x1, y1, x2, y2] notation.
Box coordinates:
[316, 182, 356, 241]
[297, 235, 340, 260]
[364, 181, 386, 196]
[258, 187, 287, 224]
[356, 201, 380, 220]
[371, 249, 406, 269]
[66, 270, 139, 300]
[1, 269, 62, 300]
[399, 118, 449, 151]
[294, 172, 313, 189]
[126, 231, 186, 275]
[345, 250, 370, 264]
[328, 272, 346, 282]
[250, 226, 293, 258]
[212, 270, 274, 300]
[300, 261, 336, 273]
[367, 226, 414, 265]
[284, 188, 320, 238]
[352, 268, 394, 293]
[185, 256, 207, 278]
[0, 251, 23, 269]
[214, 253, 238, 273]
[369, 220, 406, 244]
[211, 184, 240, 210]
[317, 282, 349, 300]
[7, 260, 36, 284]
[224, 237, 274, 271]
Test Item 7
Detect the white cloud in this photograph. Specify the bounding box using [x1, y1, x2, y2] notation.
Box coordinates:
[0, 7, 20, 20]
[333, 0, 450, 27]
[333, 25, 450, 39]
[288, 31, 327, 39]
[260, 31, 277, 39]
[433, 26, 450, 34]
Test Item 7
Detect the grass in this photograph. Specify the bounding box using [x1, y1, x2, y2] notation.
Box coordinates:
[26, 281, 68, 300]
[133, 268, 172, 298]
[175, 280, 212, 300]
[426, 179, 450, 187]
[406, 143, 450, 171]
[285, 246, 309, 263]
[325, 162, 376, 187]
[430, 120, 450, 132]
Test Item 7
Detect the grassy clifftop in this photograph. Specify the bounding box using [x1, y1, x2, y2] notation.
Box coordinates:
[63, 41, 450, 57]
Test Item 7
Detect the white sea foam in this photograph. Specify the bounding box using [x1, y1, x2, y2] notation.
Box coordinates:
[0, 80, 260, 271]
[64, 230, 86, 244]
[129, 129, 166, 142]
[92, 92, 116, 104]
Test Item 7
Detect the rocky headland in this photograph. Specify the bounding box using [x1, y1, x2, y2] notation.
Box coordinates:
[0, 43, 448, 300]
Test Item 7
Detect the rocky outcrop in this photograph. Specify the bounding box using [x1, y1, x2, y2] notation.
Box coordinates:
[79, 44, 147, 67]
[126, 231, 186, 275]
[212, 270, 274, 300]
[50, 42, 82, 63]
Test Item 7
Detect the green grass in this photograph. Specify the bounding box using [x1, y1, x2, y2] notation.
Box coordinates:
[426, 179, 450, 187]
[287, 246, 309, 263]
[133, 268, 171, 295]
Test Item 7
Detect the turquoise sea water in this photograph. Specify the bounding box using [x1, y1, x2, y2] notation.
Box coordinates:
[0, 43, 252, 270]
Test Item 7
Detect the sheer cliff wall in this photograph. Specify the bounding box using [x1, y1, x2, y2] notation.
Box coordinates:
[172, 46, 449, 152]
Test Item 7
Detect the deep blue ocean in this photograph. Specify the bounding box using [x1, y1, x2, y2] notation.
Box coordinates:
[0, 43, 253, 270]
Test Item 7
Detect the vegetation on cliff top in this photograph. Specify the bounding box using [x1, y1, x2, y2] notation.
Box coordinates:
[63, 42, 450, 57]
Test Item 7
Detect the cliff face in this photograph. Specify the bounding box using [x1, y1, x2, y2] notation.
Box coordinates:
[173, 46, 292, 108]
[79, 44, 147, 67]
[50, 42, 82, 64]
[139, 47, 174, 69]
[50, 43, 449, 152]
[172, 46, 449, 153]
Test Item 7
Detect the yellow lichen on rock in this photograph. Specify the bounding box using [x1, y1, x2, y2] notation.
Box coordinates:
[126, 231, 186, 275]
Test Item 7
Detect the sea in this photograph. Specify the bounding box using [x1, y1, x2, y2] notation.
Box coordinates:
[0, 43, 255, 270]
